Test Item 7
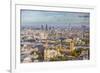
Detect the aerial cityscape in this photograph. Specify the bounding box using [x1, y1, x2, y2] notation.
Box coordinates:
[20, 10, 90, 63]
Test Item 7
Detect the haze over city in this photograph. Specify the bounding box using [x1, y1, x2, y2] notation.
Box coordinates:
[21, 10, 89, 28]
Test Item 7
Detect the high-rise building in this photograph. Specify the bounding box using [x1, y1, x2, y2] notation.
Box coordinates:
[68, 24, 71, 31]
[41, 25, 44, 30]
[45, 24, 48, 30]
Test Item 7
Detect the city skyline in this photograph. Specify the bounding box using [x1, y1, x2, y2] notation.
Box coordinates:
[20, 10, 90, 63]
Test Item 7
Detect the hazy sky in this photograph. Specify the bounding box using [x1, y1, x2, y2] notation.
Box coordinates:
[21, 9, 89, 26]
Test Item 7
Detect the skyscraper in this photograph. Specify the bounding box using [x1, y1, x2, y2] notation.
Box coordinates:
[45, 24, 48, 30]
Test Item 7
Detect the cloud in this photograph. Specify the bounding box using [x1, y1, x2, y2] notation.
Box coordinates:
[21, 10, 89, 25]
